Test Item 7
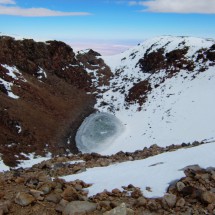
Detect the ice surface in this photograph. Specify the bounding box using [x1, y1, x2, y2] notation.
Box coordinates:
[75, 112, 124, 153]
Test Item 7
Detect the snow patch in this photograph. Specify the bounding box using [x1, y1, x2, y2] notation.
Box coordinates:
[0, 64, 27, 99]
[17, 152, 52, 169]
[61, 142, 215, 198]
[0, 155, 10, 172]
[37, 67, 47, 80]
[16, 124, 22, 134]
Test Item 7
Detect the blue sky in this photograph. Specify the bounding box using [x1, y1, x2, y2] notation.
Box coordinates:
[0, 0, 215, 55]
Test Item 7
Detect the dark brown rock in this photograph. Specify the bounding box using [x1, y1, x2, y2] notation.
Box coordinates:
[130, 188, 142, 199]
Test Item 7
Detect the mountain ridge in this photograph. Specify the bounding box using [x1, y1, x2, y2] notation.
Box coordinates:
[0, 34, 215, 215]
[0, 35, 215, 165]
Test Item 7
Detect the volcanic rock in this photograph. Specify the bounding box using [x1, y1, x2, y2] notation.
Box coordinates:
[14, 192, 35, 206]
[62, 201, 97, 215]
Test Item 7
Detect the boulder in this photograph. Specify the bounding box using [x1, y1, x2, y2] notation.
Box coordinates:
[45, 193, 61, 203]
[62, 201, 97, 215]
[176, 182, 185, 192]
[15, 192, 35, 206]
[135, 197, 147, 207]
[201, 191, 215, 204]
[103, 203, 134, 215]
[176, 198, 185, 207]
[29, 189, 44, 201]
[162, 194, 177, 208]
[61, 187, 79, 201]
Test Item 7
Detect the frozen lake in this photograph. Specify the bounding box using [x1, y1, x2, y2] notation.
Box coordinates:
[75, 112, 124, 153]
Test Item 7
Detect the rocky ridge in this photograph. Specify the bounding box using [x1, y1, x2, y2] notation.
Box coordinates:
[0, 141, 214, 214]
[0, 36, 111, 166]
[97, 36, 215, 112]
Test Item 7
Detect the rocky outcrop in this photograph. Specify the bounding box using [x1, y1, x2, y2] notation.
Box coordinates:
[0, 36, 92, 90]
[0, 36, 97, 166]
[76, 49, 113, 90]
[0, 142, 214, 215]
[138, 46, 200, 74]
[126, 80, 152, 106]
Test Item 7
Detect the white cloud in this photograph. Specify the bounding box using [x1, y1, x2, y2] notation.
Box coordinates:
[0, 0, 15, 4]
[0, 6, 91, 16]
[128, 1, 138, 6]
[0, 1, 91, 17]
[129, 0, 215, 14]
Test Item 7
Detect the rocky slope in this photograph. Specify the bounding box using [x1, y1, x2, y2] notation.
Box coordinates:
[0, 142, 215, 215]
[0, 36, 111, 166]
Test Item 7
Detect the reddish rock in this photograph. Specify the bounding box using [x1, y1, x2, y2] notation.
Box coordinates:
[15, 177, 25, 184]
[201, 191, 215, 204]
[62, 201, 97, 215]
[61, 187, 79, 201]
[135, 197, 147, 207]
[29, 189, 44, 201]
[15, 192, 35, 206]
[45, 193, 61, 203]
[0, 36, 96, 167]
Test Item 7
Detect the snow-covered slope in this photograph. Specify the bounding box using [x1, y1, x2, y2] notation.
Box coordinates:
[61, 142, 215, 198]
[88, 36, 215, 155]
[62, 37, 215, 198]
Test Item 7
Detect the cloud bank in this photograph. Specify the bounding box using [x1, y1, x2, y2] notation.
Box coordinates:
[0, 0, 91, 17]
[129, 0, 215, 14]
[0, 0, 15, 4]
[71, 41, 135, 56]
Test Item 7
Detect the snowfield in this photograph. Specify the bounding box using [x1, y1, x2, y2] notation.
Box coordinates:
[61, 142, 215, 198]
[88, 36, 215, 155]
[94, 67, 215, 155]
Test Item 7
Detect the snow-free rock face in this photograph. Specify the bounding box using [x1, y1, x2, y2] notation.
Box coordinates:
[76, 112, 124, 153]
